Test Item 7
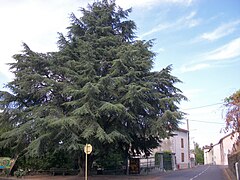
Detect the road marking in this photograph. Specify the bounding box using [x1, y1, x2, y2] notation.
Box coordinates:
[189, 165, 210, 180]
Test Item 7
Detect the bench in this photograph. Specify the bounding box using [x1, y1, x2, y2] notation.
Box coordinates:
[50, 168, 67, 176]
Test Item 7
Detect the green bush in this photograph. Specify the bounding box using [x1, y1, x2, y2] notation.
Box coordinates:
[14, 169, 26, 178]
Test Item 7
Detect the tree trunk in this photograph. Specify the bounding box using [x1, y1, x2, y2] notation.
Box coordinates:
[78, 154, 84, 176]
[124, 151, 129, 175]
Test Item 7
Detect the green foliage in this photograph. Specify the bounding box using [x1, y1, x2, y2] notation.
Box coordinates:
[0, 0, 186, 171]
[0, 168, 10, 177]
[14, 169, 26, 178]
[194, 142, 204, 164]
[96, 149, 124, 170]
[14, 150, 78, 172]
[163, 150, 172, 154]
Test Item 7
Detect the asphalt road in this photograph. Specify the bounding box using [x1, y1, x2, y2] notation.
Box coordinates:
[158, 165, 227, 180]
[0, 165, 228, 180]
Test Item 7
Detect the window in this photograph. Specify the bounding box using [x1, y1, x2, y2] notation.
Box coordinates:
[181, 138, 184, 148]
[181, 153, 184, 162]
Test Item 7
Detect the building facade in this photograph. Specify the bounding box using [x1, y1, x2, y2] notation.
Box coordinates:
[153, 128, 190, 169]
[204, 132, 239, 165]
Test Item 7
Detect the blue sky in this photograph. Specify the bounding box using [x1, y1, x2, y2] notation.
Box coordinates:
[0, 0, 239, 148]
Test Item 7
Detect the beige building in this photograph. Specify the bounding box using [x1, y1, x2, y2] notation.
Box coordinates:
[204, 132, 239, 165]
[153, 128, 190, 169]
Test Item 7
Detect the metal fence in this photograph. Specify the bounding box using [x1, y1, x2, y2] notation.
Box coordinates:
[235, 162, 240, 180]
[91, 153, 176, 175]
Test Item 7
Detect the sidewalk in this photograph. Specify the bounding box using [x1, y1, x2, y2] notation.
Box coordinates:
[224, 168, 236, 180]
[0, 174, 162, 180]
[1, 166, 232, 180]
[0, 167, 165, 180]
[0, 170, 165, 180]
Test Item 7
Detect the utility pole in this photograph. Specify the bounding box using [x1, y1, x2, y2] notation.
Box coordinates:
[187, 119, 190, 168]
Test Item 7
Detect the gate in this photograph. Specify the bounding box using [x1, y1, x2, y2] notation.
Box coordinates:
[163, 153, 172, 170]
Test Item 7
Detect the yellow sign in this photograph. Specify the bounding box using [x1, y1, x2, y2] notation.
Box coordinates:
[84, 144, 92, 154]
[0, 157, 12, 169]
[84, 144, 92, 180]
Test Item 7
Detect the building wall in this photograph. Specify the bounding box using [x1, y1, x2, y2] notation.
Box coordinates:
[221, 132, 239, 165]
[174, 130, 189, 169]
[212, 144, 221, 165]
[204, 145, 215, 165]
[153, 129, 189, 169]
[204, 148, 210, 164]
[203, 132, 239, 165]
[159, 138, 174, 152]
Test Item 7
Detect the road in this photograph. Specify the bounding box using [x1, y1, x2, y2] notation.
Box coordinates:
[0, 165, 229, 180]
[158, 165, 227, 180]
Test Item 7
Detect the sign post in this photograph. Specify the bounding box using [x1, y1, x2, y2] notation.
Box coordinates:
[84, 144, 92, 180]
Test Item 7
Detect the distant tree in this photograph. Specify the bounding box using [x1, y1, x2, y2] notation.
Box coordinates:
[0, 0, 186, 173]
[193, 142, 204, 164]
[224, 90, 240, 133]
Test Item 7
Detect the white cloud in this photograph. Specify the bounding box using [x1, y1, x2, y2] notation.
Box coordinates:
[188, 19, 200, 28]
[201, 20, 240, 41]
[141, 24, 172, 37]
[116, 0, 193, 9]
[140, 11, 200, 38]
[180, 63, 210, 73]
[179, 37, 240, 74]
[158, 47, 165, 52]
[205, 37, 240, 61]
[185, 11, 196, 19]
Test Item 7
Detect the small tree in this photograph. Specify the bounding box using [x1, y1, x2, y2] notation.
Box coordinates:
[193, 142, 204, 164]
[224, 90, 240, 133]
[223, 90, 240, 153]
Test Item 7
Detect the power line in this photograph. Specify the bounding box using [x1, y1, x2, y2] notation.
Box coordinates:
[182, 102, 223, 110]
[187, 119, 225, 124]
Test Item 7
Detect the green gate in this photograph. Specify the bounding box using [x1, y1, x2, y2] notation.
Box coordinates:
[163, 153, 172, 170]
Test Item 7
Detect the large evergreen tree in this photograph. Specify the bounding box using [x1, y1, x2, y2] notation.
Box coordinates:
[0, 0, 186, 172]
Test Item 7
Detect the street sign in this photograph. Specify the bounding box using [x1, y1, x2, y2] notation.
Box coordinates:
[84, 144, 92, 154]
[84, 144, 92, 180]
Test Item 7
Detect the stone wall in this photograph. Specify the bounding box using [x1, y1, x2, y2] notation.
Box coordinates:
[228, 150, 240, 175]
